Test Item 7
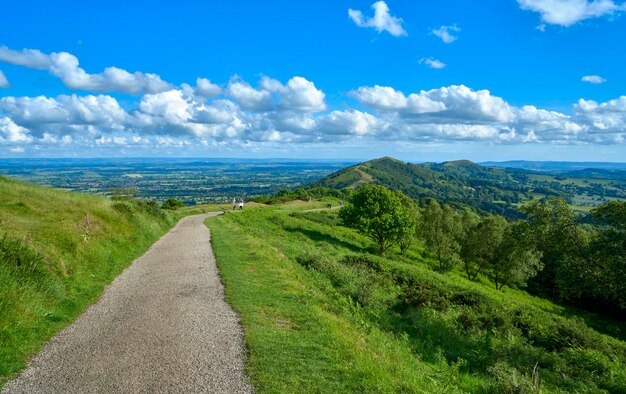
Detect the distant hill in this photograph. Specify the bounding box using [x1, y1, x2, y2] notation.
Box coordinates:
[311, 157, 532, 216]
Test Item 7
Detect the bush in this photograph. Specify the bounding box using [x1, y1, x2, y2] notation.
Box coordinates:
[161, 198, 184, 210]
[112, 201, 136, 216]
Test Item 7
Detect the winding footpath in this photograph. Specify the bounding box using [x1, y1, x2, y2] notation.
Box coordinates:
[2, 214, 253, 394]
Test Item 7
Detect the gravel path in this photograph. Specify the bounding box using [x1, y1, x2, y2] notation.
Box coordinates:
[2, 214, 253, 394]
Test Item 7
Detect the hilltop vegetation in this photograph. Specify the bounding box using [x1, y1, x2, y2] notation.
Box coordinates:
[311, 157, 626, 216]
[206, 202, 626, 393]
[0, 176, 181, 387]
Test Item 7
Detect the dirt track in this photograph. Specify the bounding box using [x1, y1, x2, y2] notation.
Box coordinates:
[2, 213, 253, 394]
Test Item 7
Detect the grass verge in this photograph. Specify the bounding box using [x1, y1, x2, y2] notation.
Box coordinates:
[0, 176, 182, 387]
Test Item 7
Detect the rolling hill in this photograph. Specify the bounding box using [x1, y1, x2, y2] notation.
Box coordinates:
[311, 157, 532, 216]
[311, 157, 626, 216]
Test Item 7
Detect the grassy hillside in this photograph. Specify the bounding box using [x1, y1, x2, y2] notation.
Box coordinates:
[206, 205, 626, 393]
[311, 157, 626, 216]
[0, 176, 181, 387]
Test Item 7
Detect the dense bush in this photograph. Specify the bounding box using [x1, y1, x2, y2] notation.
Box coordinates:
[161, 197, 184, 210]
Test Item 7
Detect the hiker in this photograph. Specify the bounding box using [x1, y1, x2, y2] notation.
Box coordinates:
[238, 198, 244, 210]
[232, 198, 236, 210]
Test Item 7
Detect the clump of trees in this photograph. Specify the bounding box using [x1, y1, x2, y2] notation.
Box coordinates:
[339, 184, 625, 312]
[416, 200, 542, 289]
[339, 184, 416, 256]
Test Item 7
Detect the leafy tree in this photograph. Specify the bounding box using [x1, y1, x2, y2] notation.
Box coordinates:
[339, 184, 416, 256]
[161, 197, 184, 210]
[461, 214, 508, 281]
[487, 223, 543, 290]
[519, 197, 588, 296]
[586, 201, 626, 310]
[417, 200, 463, 272]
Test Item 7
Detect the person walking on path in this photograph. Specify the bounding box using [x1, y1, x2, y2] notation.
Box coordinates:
[231, 198, 236, 210]
[238, 198, 244, 210]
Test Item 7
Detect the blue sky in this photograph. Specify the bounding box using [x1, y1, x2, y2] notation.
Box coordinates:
[1, 0, 625, 161]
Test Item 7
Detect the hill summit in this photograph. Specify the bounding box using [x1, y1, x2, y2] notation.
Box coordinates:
[311, 157, 527, 216]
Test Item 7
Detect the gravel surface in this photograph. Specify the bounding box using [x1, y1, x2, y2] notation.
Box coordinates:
[2, 214, 253, 394]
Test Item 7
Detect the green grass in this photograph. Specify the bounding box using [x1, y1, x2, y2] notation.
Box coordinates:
[0, 176, 182, 387]
[207, 206, 626, 393]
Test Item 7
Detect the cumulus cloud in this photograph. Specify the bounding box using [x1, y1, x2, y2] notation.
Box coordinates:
[0, 94, 127, 131]
[0, 75, 624, 151]
[419, 57, 446, 69]
[348, 1, 408, 37]
[0, 46, 51, 69]
[350, 85, 408, 110]
[276, 77, 326, 113]
[581, 75, 606, 84]
[0, 46, 172, 94]
[0, 70, 9, 88]
[0, 117, 32, 143]
[431, 25, 460, 43]
[317, 110, 382, 136]
[226, 79, 273, 111]
[517, 0, 626, 26]
[351, 84, 624, 144]
[195, 78, 222, 97]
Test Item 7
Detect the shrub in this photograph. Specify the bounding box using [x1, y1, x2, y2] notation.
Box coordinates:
[161, 198, 184, 210]
[112, 201, 136, 217]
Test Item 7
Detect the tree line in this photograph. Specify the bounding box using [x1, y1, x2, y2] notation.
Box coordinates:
[339, 184, 625, 316]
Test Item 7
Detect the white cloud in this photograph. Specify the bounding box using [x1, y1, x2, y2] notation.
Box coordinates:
[195, 78, 222, 97]
[574, 96, 626, 134]
[419, 57, 447, 69]
[0, 75, 624, 150]
[0, 46, 51, 69]
[349, 85, 408, 110]
[0, 94, 127, 130]
[317, 110, 383, 136]
[226, 79, 272, 111]
[517, 0, 626, 26]
[48, 52, 171, 94]
[431, 25, 460, 43]
[348, 1, 407, 37]
[581, 75, 606, 84]
[0, 117, 32, 143]
[279, 77, 326, 113]
[0, 70, 9, 88]
[0, 46, 172, 94]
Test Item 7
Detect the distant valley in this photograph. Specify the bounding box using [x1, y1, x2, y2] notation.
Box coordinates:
[2, 157, 624, 217]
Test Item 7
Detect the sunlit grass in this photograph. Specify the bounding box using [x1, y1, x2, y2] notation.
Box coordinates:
[207, 206, 626, 393]
[0, 176, 181, 387]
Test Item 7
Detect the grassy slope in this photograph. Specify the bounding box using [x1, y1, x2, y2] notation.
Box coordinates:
[207, 205, 626, 393]
[0, 176, 181, 386]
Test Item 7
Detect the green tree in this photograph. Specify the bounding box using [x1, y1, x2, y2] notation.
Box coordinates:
[339, 184, 416, 256]
[417, 200, 462, 272]
[587, 201, 626, 310]
[519, 197, 588, 296]
[161, 197, 184, 210]
[487, 222, 543, 290]
[461, 214, 508, 281]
